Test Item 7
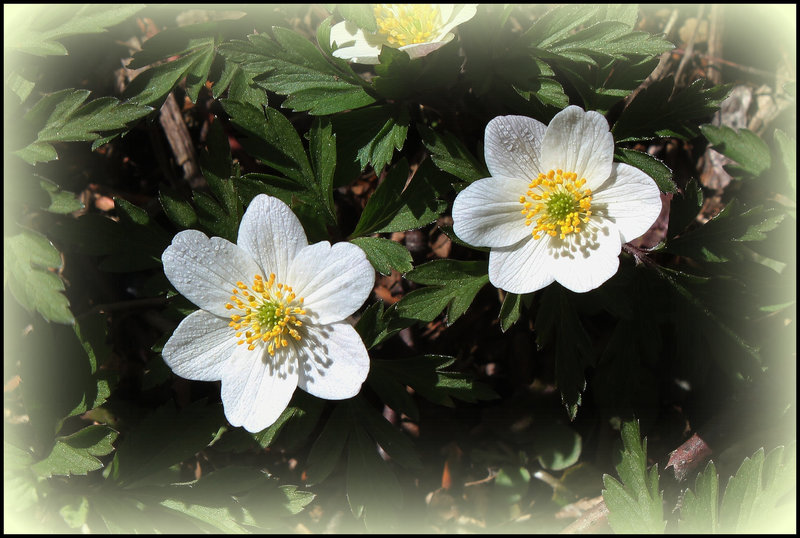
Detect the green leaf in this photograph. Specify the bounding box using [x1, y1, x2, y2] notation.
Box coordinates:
[533, 21, 673, 65]
[331, 104, 409, 178]
[350, 159, 409, 237]
[336, 4, 377, 33]
[666, 200, 785, 263]
[371, 40, 462, 100]
[719, 444, 796, 533]
[308, 116, 337, 223]
[602, 420, 666, 533]
[616, 148, 677, 194]
[14, 90, 152, 164]
[352, 397, 422, 469]
[5, 4, 145, 57]
[376, 159, 451, 233]
[524, 5, 602, 49]
[346, 423, 402, 528]
[124, 50, 209, 107]
[532, 422, 582, 471]
[700, 124, 772, 178]
[534, 286, 594, 419]
[498, 292, 531, 333]
[418, 124, 488, 183]
[159, 187, 199, 229]
[350, 237, 413, 275]
[369, 355, 497, 419]
[109, 400, 224, 487]
[679, 461, 719, 533]
[38, 177, 84, 214]
[396, 259, 490, 325]
[355, 301, 406, 350]
[218, 29, 375, 115]
[305, 403, 351, 485]
[4, 229, 73, 324]
[31, 425, 118, 478]
[613, 77, 731, 143]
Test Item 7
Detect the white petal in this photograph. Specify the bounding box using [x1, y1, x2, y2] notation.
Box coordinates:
[400, 35, 453, 59]
[592, 163, 663, 242]
[296, 322, 370, 400]
[550, 220, 622, 293]
[330, 20, 383, 64]
[541, 106, 614, 189]
[162, 229, 261, 317]
[452, 176, 531, 247]
[288, 241, 374, 324]
[436, 4, 478, 37]
[162, 310, 232, 381]
[237, 194, 308, 283]
[221, 344, 299, 433]
[488, 236, 556, 294]
[484, 115, 547, 181]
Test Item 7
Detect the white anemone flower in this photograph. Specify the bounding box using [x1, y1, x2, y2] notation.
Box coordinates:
[330, 4, 478, 64]
[161, 194, 375, 432]
[452, 105, 663, 294]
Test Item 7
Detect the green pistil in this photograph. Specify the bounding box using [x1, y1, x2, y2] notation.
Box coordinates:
[546, 192, 577, 221]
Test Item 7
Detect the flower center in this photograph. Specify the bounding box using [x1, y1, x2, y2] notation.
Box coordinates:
[225, 273, 306, 355]
[373, 4, 441, 47]
[519, 169, 593, 240]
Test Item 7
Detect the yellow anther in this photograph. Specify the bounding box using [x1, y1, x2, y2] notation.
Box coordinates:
[225, 273, 306, 356]
[519, 168, 593, 241]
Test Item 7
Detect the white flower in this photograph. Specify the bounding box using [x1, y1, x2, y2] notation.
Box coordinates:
[330, 4, 478, 64]
[452, 106, 663, 294]
[161, 194, 375, 432]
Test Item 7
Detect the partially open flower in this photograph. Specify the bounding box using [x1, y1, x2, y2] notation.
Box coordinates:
[330, 4, 478, 64]
[452, 106, 663, 294]
[161, 194, 375, 432]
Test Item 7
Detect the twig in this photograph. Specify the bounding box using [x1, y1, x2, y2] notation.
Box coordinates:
[672, 4, 706, 94]
[622, 9, 679, 108]
[706, 4, 723, 85]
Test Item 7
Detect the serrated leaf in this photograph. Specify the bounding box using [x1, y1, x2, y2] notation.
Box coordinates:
[6, 4, 145, 57]
[4, 229, 73, 324]
[350, 237, 413, 275]
[309, 116, 337, 223]
[498, 292, 527, 332]
[354, 301, 405, 350]
[39, 177, 84, 213]
[353, 396, 421, 469]
[602, 420, 666, 533]
[329, 104, 409, 188]
[31, 425, 118, 478]
[109, 399, 224, 487]
[616, 148, 677, 193]
[219, 29, 375, 115]
[370, 355, 497, 416]
[535, 21, 673, 65]
[159, 187, 199, 229]
[346, 423, 402, 528]
[336, 4, 377, 33]
[679, 460, 719, 533]
[305, 403, 351, 485]
[534, 286, 593, 419]
[700, 124, 772, 178]
[613, 77, 731, 143]
[124, 50, 207, 107]
[14, 89, 152, 164]
[418, 124, 488, 183]
[396, 259, 489, 325]
[719, 444, 796, 533]
[666, 200, 785, 263]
